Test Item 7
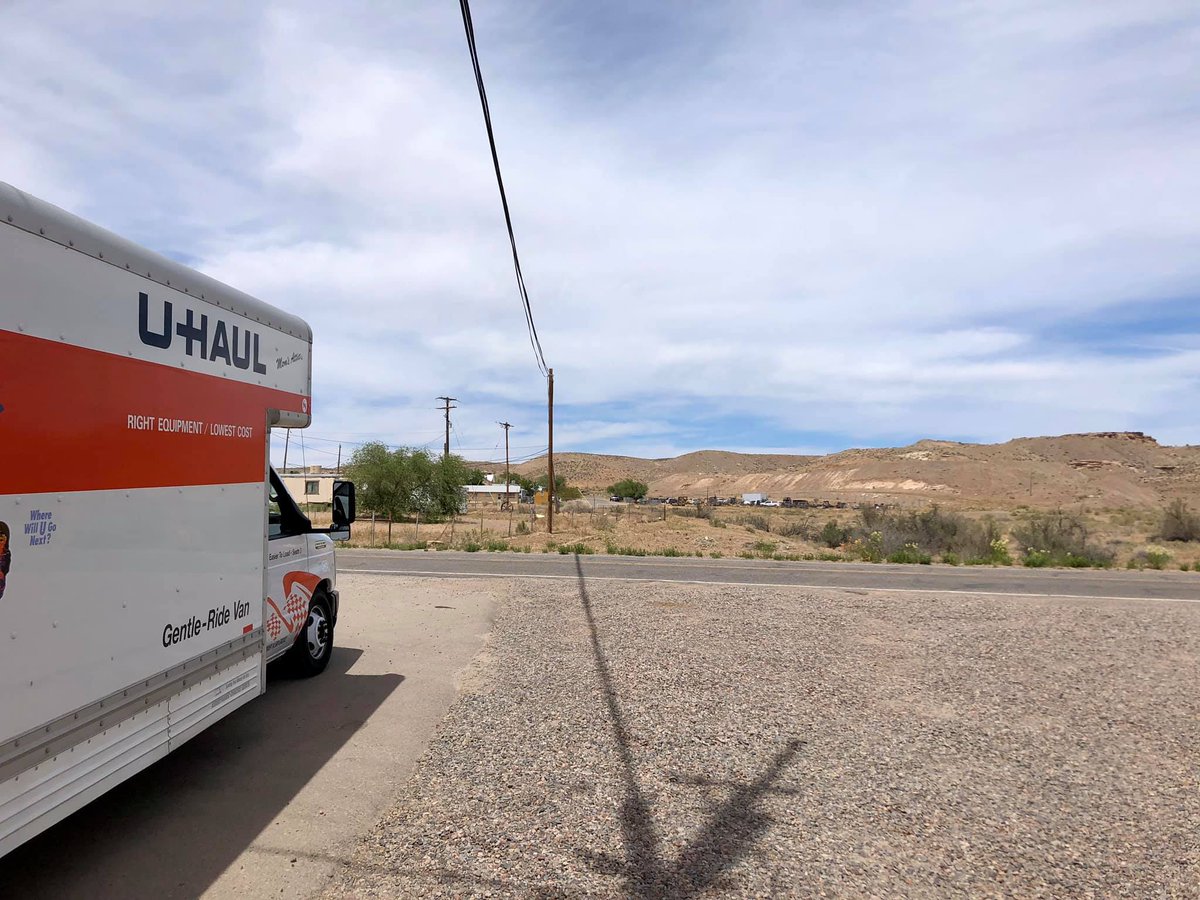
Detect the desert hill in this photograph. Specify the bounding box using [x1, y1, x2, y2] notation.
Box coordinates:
[491, 432, 1200, 509]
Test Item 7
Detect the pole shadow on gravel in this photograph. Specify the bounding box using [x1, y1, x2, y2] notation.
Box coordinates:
[573, 554, 804, 899]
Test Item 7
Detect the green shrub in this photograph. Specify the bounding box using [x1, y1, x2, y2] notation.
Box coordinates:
[737, 550, 755, 559]
[516, 520, 530, 535]
[816, 551, 844, 562]
[752, 540, 778, 558]
[485, 539, 510, 552]
[775, 517, 815, 539]
[1024, 548, 1052, 568]
[850, 531, 884, 563]
[819, 520, 849, 548]
[606, 544, 647, 556]
[463, 541, 481, 553]
[985, 538, 1014, 566]
[557, 541, 593, 555]
[853, 504, 1001, 561]
[1126, 558, 1141, 570]
[386, 540, 428, 551]
[710, 550, 724, 558]
[887, 542, 932, 565]
[1145, 547, 1172, 570]
[743, 514, 771, 532]
[1013, 511, 1111, 567]
[659, 547, 685, 557]
[942, 551, 961, 566]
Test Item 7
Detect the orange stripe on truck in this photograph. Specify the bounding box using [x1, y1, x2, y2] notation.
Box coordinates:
[0, 329, 308, 494]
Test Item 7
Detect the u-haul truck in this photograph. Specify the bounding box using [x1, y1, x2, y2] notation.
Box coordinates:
[0, 183, 355, 856]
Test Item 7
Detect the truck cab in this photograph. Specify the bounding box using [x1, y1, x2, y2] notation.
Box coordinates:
[265, 467, 355, 673]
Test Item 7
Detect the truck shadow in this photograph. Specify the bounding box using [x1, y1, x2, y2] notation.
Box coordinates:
[0, 647, 403, 899]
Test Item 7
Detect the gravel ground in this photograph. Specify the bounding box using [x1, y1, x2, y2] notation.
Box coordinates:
[327, 566, 1200, 898]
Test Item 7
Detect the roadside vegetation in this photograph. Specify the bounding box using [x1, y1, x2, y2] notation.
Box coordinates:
[1010, 510, 1113, 568]
[341, 442, 473, 544]
[1159, 499, 1200, 542]
[332, 486, 1200, 571]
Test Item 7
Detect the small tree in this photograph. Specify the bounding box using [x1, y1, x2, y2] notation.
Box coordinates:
[608, 479, 649, 500]
[344, 443, 473, 524]
[428, 453, 471, 519]
[819, 520, 848, 548]
[343, 441, 410, 522]
[1160, 499, 1200, 542]
[511, 473, 537, 494]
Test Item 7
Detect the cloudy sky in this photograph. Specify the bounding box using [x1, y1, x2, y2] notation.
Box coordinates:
[3, 1, 1199, 465]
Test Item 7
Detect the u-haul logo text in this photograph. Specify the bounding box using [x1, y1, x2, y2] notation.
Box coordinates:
[138, 292, 267, 374]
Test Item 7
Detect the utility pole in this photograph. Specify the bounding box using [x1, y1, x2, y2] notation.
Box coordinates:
[282, 428, 291, 471]
[336, 443, 342, 475]
[547, 368, 555, 534]
[500, 421, 513, 535]
[437, 396, 458, 459]
[499, 421, 513, 488]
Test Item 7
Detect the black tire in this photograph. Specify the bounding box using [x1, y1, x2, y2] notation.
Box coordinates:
[284, 591, 334, 677]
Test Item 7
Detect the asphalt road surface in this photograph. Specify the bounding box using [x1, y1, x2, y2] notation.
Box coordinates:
[341, 549, 1200, 603]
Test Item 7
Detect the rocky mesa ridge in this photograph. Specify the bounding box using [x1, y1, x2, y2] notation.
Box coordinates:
[500, 432, 1200, 509]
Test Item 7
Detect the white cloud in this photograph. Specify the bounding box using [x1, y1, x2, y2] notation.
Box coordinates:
[2, 0, 1199, 459]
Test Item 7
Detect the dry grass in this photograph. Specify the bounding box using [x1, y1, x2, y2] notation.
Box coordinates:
[320, 499, 1200, 570]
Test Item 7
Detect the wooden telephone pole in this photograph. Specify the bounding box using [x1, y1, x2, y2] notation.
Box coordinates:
[547, 368, 554, 534]
[500, 421, 513, 535]
[437, 396, 457, 459]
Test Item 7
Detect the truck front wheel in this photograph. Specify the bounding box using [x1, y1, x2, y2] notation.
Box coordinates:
[286, 591, 334, 677]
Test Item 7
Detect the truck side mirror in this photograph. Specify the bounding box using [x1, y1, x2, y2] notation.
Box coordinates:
[332, 480, 356, 528]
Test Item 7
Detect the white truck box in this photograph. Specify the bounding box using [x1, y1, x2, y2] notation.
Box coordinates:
[0, 183, 352, 856]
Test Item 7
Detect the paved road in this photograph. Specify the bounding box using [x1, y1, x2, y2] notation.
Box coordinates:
[341, 549, 1200, 603]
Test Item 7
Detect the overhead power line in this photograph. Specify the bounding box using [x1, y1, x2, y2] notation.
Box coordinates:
[458, 0, 549, 378]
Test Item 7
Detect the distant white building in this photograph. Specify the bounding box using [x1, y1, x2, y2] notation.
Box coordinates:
[741, 492, 767, 505]
[463, 483, 521, 505]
